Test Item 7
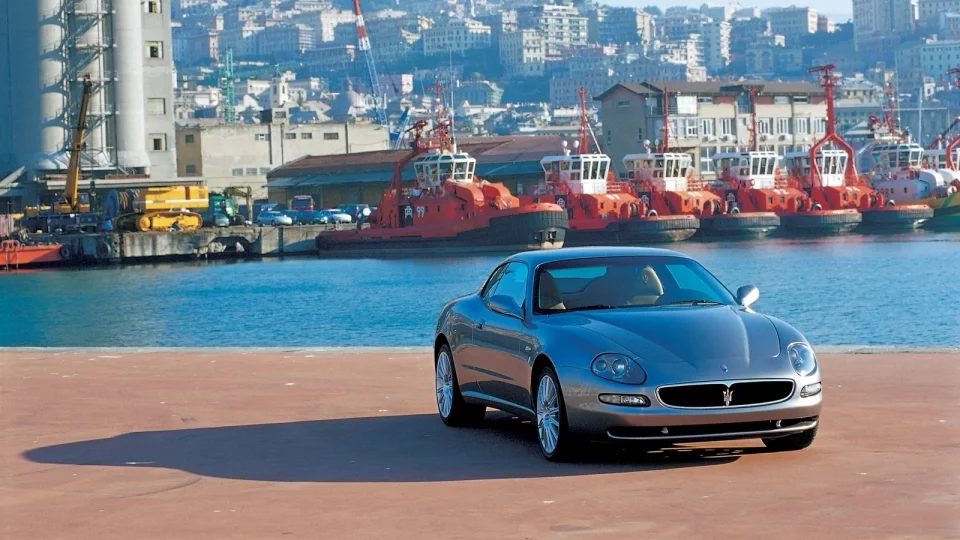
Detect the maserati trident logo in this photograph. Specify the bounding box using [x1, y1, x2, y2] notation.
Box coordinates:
[722, 387, 734, 407]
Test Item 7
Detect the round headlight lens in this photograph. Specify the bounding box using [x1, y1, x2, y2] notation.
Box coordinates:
[788, 343, 818, 376]
[591, 353, 646, 384]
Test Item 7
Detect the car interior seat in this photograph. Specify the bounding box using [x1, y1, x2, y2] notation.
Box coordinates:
[629, 266, 664, 305]
[538, 272, 566, 311]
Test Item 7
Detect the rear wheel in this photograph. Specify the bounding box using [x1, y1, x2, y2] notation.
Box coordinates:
[535, 367, 579, 461]
[435, 344, 485, 426]
[762, 425, 818, 451]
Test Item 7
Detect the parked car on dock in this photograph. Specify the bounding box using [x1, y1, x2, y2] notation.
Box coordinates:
[318, 209, 352, 224]
[433, 246, 823, 461]
[257, 211, 293, 226]
[281, 210, 300, 224]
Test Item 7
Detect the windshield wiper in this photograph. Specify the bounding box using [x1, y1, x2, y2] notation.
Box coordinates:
[565, 304, 618, 312]
[658, 299, 724, 307]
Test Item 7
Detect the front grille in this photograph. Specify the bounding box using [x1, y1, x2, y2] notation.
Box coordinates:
[657, 380, 795, 408]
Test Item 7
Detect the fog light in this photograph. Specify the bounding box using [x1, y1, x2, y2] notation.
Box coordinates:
[599, 394, 650, 407]
[800, 382, 822, 397]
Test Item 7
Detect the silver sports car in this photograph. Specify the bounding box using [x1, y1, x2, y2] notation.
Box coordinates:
[433, 246, 823, 461]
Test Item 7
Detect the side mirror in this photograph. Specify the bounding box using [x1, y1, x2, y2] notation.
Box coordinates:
[736, 285, 760, 308]
[488, 295, 524, 320]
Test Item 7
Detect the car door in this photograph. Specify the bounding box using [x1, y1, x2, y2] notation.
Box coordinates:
[452, 264, 507, 396]
[472, 262, 533, 411]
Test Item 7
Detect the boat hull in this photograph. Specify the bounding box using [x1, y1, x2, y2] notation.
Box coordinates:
[1, 242, 64, 269]
[778, 209, 862, 235]
[859, 205, 933, 231]
[920, 193, 960, 230]
[564, 215, 699, 246]
[315, 207, 567, 256]
[698, 212, 781, 239]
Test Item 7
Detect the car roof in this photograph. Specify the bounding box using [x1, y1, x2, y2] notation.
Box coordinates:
[504, 246, 692, 267]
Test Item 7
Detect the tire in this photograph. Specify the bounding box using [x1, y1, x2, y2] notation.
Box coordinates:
[435, 344, 485, 427]
[535, 367, 579, 462]
[762, 425, 818, 452]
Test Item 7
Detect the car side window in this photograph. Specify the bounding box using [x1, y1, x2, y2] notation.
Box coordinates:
[481, 265, 508, 300]
[488, 262, 529, 309]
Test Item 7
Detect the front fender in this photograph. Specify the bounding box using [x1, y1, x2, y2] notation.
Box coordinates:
[536, 322, 633, 370]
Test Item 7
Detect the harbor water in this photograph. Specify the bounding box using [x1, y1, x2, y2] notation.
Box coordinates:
[2, 232, 959, 348]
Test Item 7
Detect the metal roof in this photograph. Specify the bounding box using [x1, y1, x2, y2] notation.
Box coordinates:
[267, 135, 566, 187]
[594, 80, 824, 101]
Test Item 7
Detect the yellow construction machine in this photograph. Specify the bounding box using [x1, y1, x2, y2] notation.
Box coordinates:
[103, 186, 210, 232]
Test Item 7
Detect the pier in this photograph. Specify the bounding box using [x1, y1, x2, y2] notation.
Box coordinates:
[45, 224, 352, 264]
[1, 349, 956, 539]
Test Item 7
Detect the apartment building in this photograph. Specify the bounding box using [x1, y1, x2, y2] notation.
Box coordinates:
[500, 29, 546, 77]
[596, 81, 827, 177]
[422, 17, 492, 56]
[550, 58, 699, 106]
[516, 4, 588, 61]
[852, 0, 914, 51]
[918, 0, 960, 26]
[702, 21, 732, 72]
[257, 24, 315, 57]
[896, 38, 960, 87]
[316, 10, 354, 43]
[764, 6, 818, 44]
[594, 7, 655, 46]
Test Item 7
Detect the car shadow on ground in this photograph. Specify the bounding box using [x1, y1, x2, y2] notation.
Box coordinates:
[23, 412, 758, 483]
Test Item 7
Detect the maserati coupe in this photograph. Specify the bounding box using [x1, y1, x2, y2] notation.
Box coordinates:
[433, 246, 823, 461]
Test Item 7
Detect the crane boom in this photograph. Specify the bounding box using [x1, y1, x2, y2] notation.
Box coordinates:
[353, 0, 387, 126]
[65, 75, 93, 212]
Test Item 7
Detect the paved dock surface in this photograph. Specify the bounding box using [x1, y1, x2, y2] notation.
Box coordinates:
[1, 351, 958, 539]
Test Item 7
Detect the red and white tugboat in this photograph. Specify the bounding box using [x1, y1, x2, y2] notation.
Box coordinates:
[711, 81, 861, 235]
[315, 88, 567, 256]
[623, 87, 780, 238]
[520, 88, 699, 245]
[791, 65, 932, 229]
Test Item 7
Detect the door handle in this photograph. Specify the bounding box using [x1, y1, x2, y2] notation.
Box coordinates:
[475, 319, 485, 330]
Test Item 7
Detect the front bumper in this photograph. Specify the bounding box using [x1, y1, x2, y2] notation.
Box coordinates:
[556, 365, 822, 442]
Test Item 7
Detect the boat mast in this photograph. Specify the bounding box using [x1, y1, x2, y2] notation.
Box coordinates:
[808, 63, 858, 187]
[659, 87, 670, 153]
[748, 86, 759, 152]
[577, 87, 589, 154]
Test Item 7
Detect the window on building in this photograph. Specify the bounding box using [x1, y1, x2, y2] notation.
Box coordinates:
[150, 134, 166, 151]
[774, 96, 789, 104]
[184, 134, 195, 144]
[145, 0, 161, 13]
[698, 97, 714, 104]
[719, 118, 733, 136]
[617, 100, 631, 107]
[699, 118, 715, 137]
[146, 41, 164, 59]
[793, 96, 809, 103]
[246, 168, 258, 176]
[232, 168, 244, 176]
[777, 117, 791, 134]
[758, 118, 772, 135]
[795, 117, 810, 134]
[760, 144, 775, 152]
[700, 146, 716, 172]
[813, 118, 827, 134]
[285, 132, 297, 139]
[323, 132, 340, 140]
[685, 118, 698, 138]
[260, 168, 272, 174]
[301, 132, 313, 139]
[147, 98, 166, 116]
[255, 133, 269, 141]
[185, 164, 197, 174]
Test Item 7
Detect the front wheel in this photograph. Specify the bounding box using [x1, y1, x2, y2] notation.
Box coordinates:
[535, 367, 579, 461]
[435, 344, 485, 426]
[762, 425, 818, 451]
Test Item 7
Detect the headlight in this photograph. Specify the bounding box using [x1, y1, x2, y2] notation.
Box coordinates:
[788, 343, 818, 376]
[591, 353, 647, 384]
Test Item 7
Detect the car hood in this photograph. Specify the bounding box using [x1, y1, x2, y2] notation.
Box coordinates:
[543, 305, 783, 380]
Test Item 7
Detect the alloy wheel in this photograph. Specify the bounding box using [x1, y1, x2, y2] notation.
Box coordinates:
[436, 350, 454, 419]
[537, 375, 561, 455]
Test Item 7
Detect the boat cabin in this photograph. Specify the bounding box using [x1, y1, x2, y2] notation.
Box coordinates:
[540, 151, 611, 195]
[869, 143, 922, 177]
[710, 151, 778, 189]
[622, 152, 692, 192]
[783, 149, 849, 188]
[922, 148, 960, 171]
[413, 150, 477, 192]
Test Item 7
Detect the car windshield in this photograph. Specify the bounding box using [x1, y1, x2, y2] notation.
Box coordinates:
[534, 256, 737, 314]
